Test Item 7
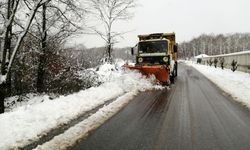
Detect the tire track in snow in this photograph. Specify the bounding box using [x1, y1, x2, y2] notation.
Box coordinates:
[34, 91, 139, 150]
[21, 94, 123, 150]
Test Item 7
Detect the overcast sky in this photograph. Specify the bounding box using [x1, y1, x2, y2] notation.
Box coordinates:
[73, 0, 250, 48]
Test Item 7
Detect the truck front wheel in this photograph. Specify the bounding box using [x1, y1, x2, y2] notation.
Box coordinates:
[170, 62, 177, 83]
[175, 62, 178, 77]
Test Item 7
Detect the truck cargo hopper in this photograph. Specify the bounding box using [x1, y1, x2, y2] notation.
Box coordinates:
[124, 64, 170, 84]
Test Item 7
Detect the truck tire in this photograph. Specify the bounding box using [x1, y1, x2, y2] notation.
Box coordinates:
[170, 75, 174, 84]
[170, 70, 175, 84]
[174, 62, 178, 77]
[170, 62, 178, 84]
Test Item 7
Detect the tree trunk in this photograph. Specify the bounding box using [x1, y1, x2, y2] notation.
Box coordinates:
[6, 0, 14, 96]
[107, 44, 111, 60]
[37, 3, 47, 93]
[0, 0, 47, 113]
[0, 83, 6, 113]
[0, 0, 14, 113]
[0, 91, 4, 112]
[106, 31, 112, 63]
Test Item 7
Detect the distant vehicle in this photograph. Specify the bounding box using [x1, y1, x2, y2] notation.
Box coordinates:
[124, 33, 178, 85]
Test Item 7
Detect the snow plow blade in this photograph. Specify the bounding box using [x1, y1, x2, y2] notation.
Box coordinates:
[124, 64, 170, 84]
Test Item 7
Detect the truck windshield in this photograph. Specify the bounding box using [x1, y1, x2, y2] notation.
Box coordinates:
[138, 41, 168, 53]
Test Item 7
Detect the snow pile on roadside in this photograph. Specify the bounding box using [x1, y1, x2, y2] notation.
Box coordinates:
[4, 60, 129, 112]
[187, 62, 250, 109]
[5, 94, 51, 112]
[0, 74, 6, 84]
[0, 60, 163, 150]
[35, 92, 136, 150]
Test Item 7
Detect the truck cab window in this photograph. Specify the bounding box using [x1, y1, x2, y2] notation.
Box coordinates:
[139, 41, 168, 53]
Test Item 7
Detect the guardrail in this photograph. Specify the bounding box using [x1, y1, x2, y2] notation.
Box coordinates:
[198, 51, 250, 73]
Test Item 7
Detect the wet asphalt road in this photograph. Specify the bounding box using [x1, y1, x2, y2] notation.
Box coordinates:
[71, 64, 250, 150]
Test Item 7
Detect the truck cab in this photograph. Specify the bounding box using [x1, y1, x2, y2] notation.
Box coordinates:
[136, 39, 170, 65]
[132, 33, 178, 77]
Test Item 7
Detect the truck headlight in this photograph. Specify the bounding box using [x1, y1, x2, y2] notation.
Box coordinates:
[138, 57, 143, 63]
[163, 57, 168, 62]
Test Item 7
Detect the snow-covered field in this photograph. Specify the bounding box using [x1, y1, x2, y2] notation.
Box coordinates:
[185, 61, 250, 109]
[0, 60, 163, 150]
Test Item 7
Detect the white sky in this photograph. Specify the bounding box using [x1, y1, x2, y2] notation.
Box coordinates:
[72, 0, 250, 48]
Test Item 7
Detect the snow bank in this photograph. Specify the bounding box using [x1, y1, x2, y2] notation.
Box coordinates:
[5, 94, 51, 112]
[187, 61, 250, 109]
[0, 74, 6, 84]
[35, 92, 137, 150]
[194, 54, 209, 58]
[0, 61, 163, 150]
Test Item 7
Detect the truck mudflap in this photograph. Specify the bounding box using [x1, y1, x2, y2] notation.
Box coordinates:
[123, 64, 170, 84]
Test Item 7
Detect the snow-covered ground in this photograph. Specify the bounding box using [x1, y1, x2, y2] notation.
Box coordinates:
[2, 59, 249, 149]
[5, 94, 52, 112]
[185, 61, 250, 109]
[0, 60, 163, 150]
[35, 92, 137, 150]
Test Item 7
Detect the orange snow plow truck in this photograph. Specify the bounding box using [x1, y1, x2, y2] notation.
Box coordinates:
[124, 33, 178, 85]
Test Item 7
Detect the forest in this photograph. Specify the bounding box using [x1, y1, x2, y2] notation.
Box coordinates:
[178, 33, 250, 58]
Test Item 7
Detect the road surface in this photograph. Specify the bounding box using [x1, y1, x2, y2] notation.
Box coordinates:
[71, 63, 250, 150]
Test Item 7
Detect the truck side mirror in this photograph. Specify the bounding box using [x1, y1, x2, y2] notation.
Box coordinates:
[131, 48, 134, 55]
[174, 44, 178, 53]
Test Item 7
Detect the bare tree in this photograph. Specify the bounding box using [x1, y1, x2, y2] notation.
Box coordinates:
[14, 0, 86, 93]
[87, 0, 136, 62]
[1, 0, 15, 96]
[0, 0, 52, 113]
[36, 0, 85, 92]
[36, 2, 48, 92]
[0, 0, 20, 113]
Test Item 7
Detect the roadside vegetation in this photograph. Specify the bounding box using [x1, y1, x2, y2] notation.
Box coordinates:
[0, 0, 136, 113]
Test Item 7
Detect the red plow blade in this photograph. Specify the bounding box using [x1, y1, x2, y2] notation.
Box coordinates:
[124, 64, 170, 84]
